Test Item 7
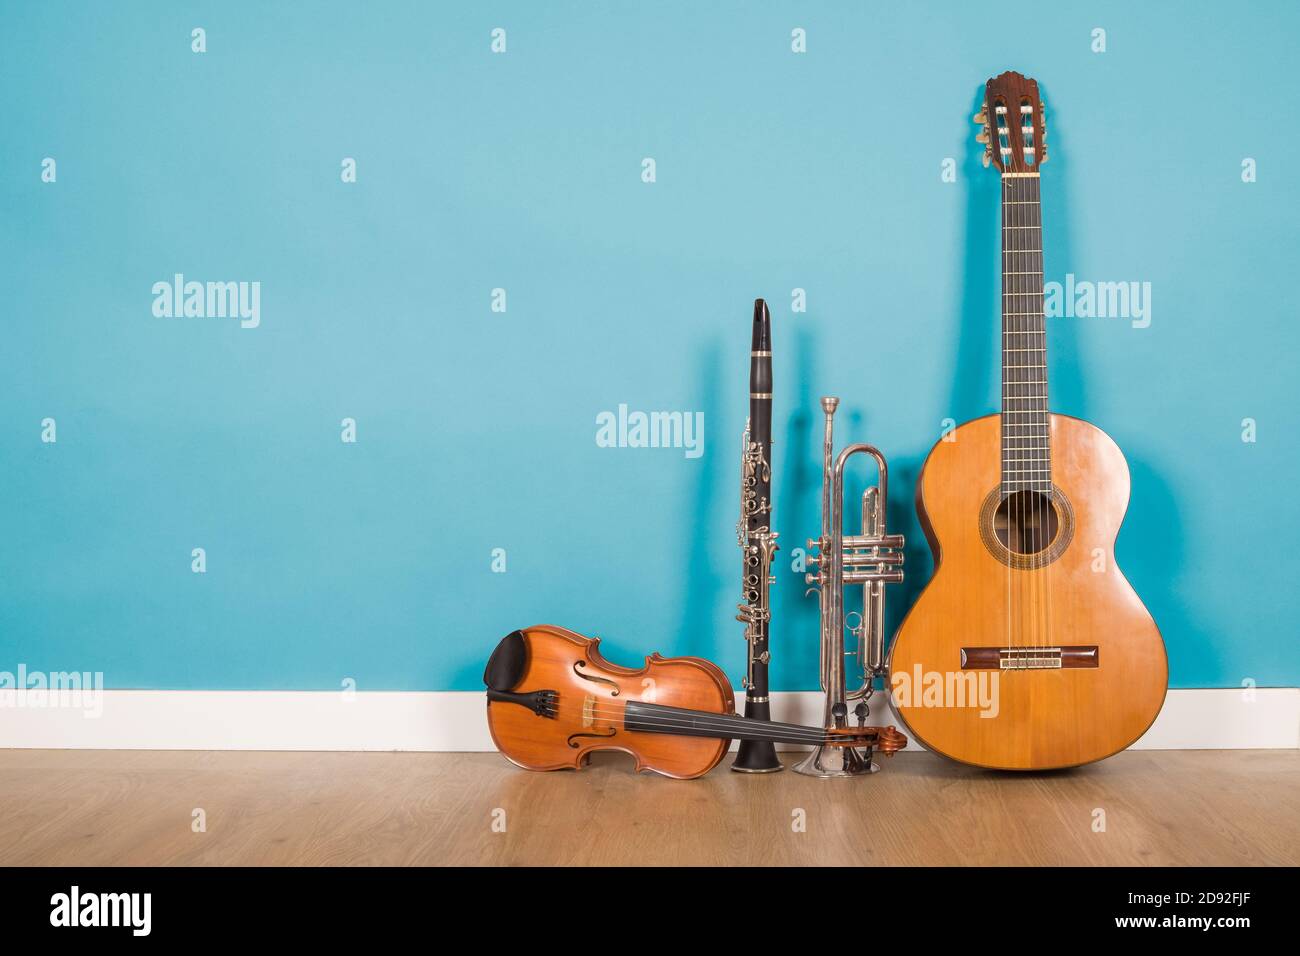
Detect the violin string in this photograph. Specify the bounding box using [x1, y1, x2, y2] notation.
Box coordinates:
[544, 700, 859, 742]
[554, 701, 881, 745]
[577, 708, 843, 743]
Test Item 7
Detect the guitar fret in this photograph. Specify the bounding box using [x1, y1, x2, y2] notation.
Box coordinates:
[1002, 176, 1050, 461]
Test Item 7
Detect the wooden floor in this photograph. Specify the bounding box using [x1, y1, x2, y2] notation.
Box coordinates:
[1, 749, 1296, 866]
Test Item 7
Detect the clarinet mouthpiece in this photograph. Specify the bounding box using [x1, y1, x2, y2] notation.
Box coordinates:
[752, 299, 771, 352]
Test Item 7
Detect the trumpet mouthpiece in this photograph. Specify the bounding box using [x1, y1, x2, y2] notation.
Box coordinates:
[821, 397, 840, 414]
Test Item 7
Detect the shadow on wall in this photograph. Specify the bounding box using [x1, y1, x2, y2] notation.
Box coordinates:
[666, 86, 1191, 694]
[1123, 459, 1198, 685]
[774, 321, 820, 689]
[677, 337, 724, 663]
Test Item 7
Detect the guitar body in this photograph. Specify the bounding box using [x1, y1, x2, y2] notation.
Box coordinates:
[889, 413, 1168, 769]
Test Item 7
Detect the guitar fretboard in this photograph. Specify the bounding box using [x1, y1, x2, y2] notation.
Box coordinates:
[1001, 173, 1051, 493]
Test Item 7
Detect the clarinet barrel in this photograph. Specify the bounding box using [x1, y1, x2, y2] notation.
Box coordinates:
[732, 299, 783, 773]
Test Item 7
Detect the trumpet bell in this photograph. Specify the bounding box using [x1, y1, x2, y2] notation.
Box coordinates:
[792, 743, 877, 777]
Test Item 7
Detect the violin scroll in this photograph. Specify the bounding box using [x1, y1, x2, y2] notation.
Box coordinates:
[824, 724, 909, 755]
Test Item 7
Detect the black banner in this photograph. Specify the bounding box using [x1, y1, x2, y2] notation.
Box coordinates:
[0, 866, 1288, 941]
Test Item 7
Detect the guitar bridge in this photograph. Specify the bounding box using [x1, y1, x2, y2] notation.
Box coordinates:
[960, 646, 1099, 670]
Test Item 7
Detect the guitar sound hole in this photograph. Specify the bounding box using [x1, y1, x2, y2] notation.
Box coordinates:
[993, 491, 1060, 555]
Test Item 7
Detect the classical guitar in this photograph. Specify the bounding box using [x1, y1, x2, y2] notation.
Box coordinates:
[887, 72, 1167, 770]
[486, 625, 905, 779]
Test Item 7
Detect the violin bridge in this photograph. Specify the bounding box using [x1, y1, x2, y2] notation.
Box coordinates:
[582, 695, 596, 728]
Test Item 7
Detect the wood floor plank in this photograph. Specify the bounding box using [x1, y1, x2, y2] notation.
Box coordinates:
[0, 749, 1295, 866]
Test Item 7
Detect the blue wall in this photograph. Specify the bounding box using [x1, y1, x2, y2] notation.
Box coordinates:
[2, 2, 1296, 691]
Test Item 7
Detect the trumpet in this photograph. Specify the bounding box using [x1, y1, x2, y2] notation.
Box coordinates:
[794, 397, 908, 777]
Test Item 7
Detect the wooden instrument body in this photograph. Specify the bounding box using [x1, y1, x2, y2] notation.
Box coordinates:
[889, 414, 1168, 770]
[486, 625, 735, 780]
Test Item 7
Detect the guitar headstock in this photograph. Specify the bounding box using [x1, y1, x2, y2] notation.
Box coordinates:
[974, 70, 1047, 173]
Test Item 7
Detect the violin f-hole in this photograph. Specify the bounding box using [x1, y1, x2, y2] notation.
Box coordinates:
[567, 728, 617, 749]
[573, 660, 620, 695]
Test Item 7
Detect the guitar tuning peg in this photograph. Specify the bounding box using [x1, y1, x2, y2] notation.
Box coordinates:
[976, 129, 989, 144]
[982, 148, 992, 168]
[1040, 150, 1049, 166]
[974, 110, 986, 124]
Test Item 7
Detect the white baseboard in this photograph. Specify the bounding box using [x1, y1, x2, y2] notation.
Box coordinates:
[0, 688, 1295, 752]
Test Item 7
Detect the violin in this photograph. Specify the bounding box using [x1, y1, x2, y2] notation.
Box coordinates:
[484, 625, 906, 779]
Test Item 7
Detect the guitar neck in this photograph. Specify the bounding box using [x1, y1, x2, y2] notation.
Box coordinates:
[622, 700, 832, 746]
[1001, 172, 1052, 492]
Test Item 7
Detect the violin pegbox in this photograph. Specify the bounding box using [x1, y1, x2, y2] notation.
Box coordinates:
[975, 71, 1048, 173]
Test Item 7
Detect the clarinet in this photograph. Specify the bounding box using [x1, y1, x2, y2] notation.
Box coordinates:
[732, 299, 783, 773]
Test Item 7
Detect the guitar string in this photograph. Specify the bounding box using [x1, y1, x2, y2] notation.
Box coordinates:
[1008, 121, 1029, 654]
[1014, 167, 1038, 654]
[1004, 115, 1029, 656]
[1026, 169, 1044, 654]
[1027, 165, 1045, 654]
[1000, 104, 1014, 660]
[1026, 163, 1049, 655]
[1015, 166, 1045, 655]
[1031, 156, 1054, 661]
[1010, 163, 1028, 653]
[1030, 170, 1046, 654]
